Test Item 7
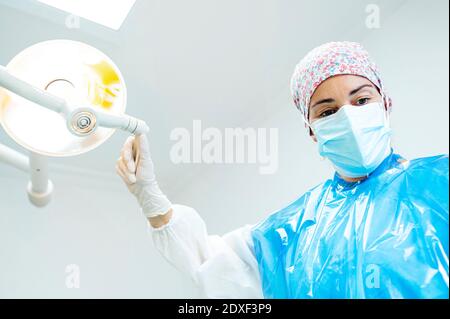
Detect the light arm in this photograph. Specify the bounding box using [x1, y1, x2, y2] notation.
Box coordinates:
[0, 143, 53, 207]
[0, 142, 28, 172]
[0, 65, 149, 136]
[95, 111, 149, 135]
[0, 65, 70, 115]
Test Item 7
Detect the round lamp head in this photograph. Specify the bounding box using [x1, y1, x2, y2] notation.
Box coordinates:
[0, 40, 127, 157]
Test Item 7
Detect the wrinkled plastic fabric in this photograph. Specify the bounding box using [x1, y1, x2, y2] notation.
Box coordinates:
[251, 152, 449, 299]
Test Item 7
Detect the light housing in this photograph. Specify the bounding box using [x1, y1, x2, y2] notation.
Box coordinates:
[0, 39, 128, 157]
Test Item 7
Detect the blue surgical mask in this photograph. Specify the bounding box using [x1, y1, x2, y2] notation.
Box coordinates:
[310, 102, 392, 178]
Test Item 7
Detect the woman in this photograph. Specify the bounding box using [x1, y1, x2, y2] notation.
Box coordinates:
[116, 42, 449, 298]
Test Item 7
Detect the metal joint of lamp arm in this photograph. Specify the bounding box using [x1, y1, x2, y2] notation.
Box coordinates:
[67, 107, 149, 137]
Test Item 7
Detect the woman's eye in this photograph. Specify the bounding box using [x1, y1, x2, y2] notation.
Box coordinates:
[355, 97, 370, 105]
[319, 109, 337, 118]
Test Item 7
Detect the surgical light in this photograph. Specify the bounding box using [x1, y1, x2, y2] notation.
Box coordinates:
[0, 40, 148, 207]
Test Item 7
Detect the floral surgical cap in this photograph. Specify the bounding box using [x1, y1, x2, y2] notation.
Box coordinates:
[290, 41, 392, 124]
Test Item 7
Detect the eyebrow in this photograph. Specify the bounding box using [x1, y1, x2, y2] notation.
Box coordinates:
[310, 98, 335, 109]
[349, 84, 375, 96]
[310, 84, 376, 109]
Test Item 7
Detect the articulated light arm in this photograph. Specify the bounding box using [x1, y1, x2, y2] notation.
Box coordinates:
[0, 142, 28, 172]
[0, 143, 53, 207]
[0, 65, 70, 115]
[0, 65, 149, 136]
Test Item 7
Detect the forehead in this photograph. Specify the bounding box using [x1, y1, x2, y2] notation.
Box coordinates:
[310, 75, 375, 103]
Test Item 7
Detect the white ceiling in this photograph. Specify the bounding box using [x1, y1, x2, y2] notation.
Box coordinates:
[0, 0, 407, 192]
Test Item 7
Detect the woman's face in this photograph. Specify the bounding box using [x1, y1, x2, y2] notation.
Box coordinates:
[308, 75, 383, 139]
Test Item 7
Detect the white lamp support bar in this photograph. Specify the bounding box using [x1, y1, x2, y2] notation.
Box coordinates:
[0, 143, 53, 207]
[96, 111, 149, 135]
[0, 142, 28, 172]
[0, 65, 149, 136]
[0, 65, 70, 115]
[27, 152, 53, 207]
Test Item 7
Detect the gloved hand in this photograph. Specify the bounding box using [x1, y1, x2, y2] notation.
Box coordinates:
[116, 134, 172, 218]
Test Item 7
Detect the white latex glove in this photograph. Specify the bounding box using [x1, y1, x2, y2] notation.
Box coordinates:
[116, 134, 172, 218]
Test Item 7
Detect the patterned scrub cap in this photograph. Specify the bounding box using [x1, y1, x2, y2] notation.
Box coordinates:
[290, 41, 392, 124]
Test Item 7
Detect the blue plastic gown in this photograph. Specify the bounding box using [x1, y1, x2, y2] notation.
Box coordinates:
[251, 152, 449, 298]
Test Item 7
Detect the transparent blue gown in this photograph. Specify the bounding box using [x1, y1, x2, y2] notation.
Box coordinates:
[252, 152, 449, 298]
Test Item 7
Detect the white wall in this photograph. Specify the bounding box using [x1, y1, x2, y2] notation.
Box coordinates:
[363, 0, 449, 158]
[175, 0, 450, 236]
[0, 168, 197, 298]
[0, 0, 448, 298]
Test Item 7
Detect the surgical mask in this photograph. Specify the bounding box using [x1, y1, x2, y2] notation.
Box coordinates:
[310, 102, 392, 178]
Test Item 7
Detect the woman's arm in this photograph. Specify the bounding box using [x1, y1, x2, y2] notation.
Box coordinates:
[148, 208, 173, 228]
[150, 204, 262, 298]
[116, 135, 263, 298]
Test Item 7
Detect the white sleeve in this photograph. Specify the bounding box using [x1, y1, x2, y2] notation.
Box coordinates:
[149, 204, 263, 299]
